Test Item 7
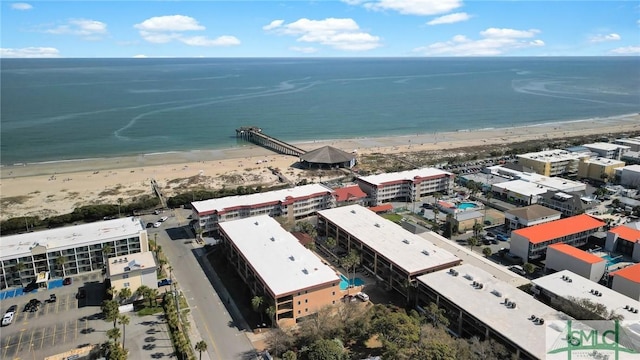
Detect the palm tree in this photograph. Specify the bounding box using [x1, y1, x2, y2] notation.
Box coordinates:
[432, 207, 439, 225]
[102, 244, 113, 265]
[341, 250, 361, 292]
[106, 327, 121, 343]
[195, 340, 208, 360]
[117, 197, 124, 217]
[55, 256, 66, 278]
[468, 236, 479, 252]
[265, 305, 277, 328]
[136, 285, 150, 305]
[482, 247, 492, 257]
[148, 288, 159, 306]
[14, 262, 26, 286]
[118, 287, 132, 304]
[325, 237, 337, 251]
[117, 314, 130, 349]
[484, 191, 493, 222]
[251, 296, 264, 323]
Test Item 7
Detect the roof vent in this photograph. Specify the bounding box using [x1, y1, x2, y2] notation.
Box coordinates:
[270, 237, 276, 242]
[124, 267, 131, 272]
[302, 268, 308, 275]
[374, 223, 380, 228]
[255, 221, 259, 226]
[421, 250, 430, 256]
[289, 255, 295, 261]
[492, 290, 502, 297]
[530, 314, 536, 320]
[351, 209, 356, 214]
[402, 239, 410, 244]
[464, 274, 474, 281]
[112, 259, 117, 264]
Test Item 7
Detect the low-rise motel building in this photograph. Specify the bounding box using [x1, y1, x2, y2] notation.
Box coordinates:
[544, 243, 606, 282]
[0, 217, 148, 290]
[510, 214, 606, 263]
[532, 270, 640, 320]
[316, 205, 460, 298]
[503, 204, 561, 233]
[611, 263, 640, 301]
[218, 215, 341, 327]
[577, 157, 626, 183]
[605, 225, 640, 262]
[191, 184, 336, 235]
[106, 252, 157, 301]
[416, 264, 571, 360]
[355, 168, 454, 206]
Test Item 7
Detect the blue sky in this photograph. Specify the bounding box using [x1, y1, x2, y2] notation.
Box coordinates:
[1, 0, 639, 58]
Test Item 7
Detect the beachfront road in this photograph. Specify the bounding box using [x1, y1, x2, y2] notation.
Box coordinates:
[148, 210, 256, 360]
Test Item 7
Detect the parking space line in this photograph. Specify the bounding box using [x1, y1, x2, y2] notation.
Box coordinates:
[75, 319, 78, 340]
[51, 323, 56, 346]
[40, 326, 46, 348]
[16, 330, 25, 354]
[28, 329, 35, 350]
[63, 321, 67, 343]
[2, 335, 11, 359]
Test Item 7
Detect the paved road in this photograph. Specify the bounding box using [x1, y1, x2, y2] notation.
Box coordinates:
[146, 209, 256, 360]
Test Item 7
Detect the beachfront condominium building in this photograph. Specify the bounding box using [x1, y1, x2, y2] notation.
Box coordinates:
[191, 184, 336, 235]
[516, 149, 588, 177]
[611, 263, 640, 301]
[532, 270, 640, 320]
[510, 214, 605, 262]
[218, 215, 341, 327]
[605, 225, 640, 262]
[416, 264, 571, 359]
[544, 244, 606, 282]
[0, 217, 149, 290]
[106, 252, 157, 302]
[316, 205, 460, 299]
[619, 165, 640, 188]
[356, 168, 454, 206]
[577, 157, 625, 183]
[582, 142, 630, 160]
[503, 204, 561, 232]
[615, 137, 640, 152]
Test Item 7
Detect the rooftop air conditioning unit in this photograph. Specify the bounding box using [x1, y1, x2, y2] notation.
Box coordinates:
[478, 283, 484, 289]
[568, 278, 572, 283]
[402, 239, 410, 244]
[530, 315, 536, 320]
[538, 318, 545, 325]
[452, 271, 459, 277]
[625, 305, 629, 310]
[597, 292, 602, 297]
[422, 250, 430, 255]
[351, 209, 356, 214]
[375, 223, 380, 228]
[473, 281, 477, 286]
[634, 309, 638, 314]
[510, 302, 516, 308]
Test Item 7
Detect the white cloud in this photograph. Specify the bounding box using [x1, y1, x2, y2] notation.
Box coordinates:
[610, 46, 640, 55]
[1, 47, 59, 58]
[134, 15, 240, 47]
[263, 20, 284, 31]
[11, 2, 32, 10]
[134, 15, 204, 32]
[133, 54, 148, 58]
[341, 0, 366, 5]
[427, 12, 471, 25]
[414, 27, 544, 56]
[363, 0, 462, 16]
[179, 35, 240, 47]
[589, 33, 621, 43]
[44, 19, 107, 37]
[264, 17, 381, 51]
[290, 46, 318, 54]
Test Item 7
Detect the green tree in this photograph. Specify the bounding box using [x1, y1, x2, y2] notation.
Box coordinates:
[523, 262, 536, 275]
[148, 288, 159, 307]
[136, 285, 150, 306]
[282, 350, 297, 360]
[117, 314, 130, 350]
[307, 339, 344, 360]
[118, 287, 132, 304]
[472, 220, 483, 239]
[102, 244, 113, 264]
[101, 299, 120, 328]
[55, 255, 66, 277]
[424, 302, 449, 328]
[341, 250, 361, 290]
[251, 295, 264, 324]
[467, 236, 479, 252]
[195, 340, 208, 360]
[265, 305, 277, 328]
[325, 237, 337, 251]
[107, 327, 121, 343]
[432, 207, 440, 225]
[482, 247, 493, 257]
[117, 197, 124, 217]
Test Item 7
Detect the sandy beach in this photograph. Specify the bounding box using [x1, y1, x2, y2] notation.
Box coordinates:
[1, 114, 639, 221]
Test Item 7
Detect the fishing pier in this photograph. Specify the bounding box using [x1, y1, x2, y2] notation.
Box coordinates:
[236, 126, 306, 157]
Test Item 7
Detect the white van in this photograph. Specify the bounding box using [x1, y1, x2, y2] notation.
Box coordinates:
[355, 292, 369, 302]
[159, 216, 169, 222]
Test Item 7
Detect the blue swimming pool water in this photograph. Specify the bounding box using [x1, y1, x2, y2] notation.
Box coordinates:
[601, 254, 624, 266]
[457, 202, 478, 210]
[339, 274, 365, 290]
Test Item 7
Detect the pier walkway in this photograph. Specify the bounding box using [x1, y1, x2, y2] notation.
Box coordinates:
[236, 126, 306, 157]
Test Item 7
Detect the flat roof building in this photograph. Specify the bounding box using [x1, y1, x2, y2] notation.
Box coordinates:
[606, 225, 640, 262]
[317, 205, 460, 298]
[545, 244, 606, 282]
[356, 168, 454, 206]
[0, 217, 148, 290]
[491, 179, 549, 205]
[578, 157, 626, 183]
[583, 142, 630, 160]
[219, 215, 341, 327]
[615, 137, 640, 152]
[191, 184, 336, 234]
[107, 252, 157, 301]
[416, 264, 571, 359]
[516, 149, 588, 177]
[532, 270, 640, 320]
[510, 214, 605, 262]
[504, 204, 562, 232]
[619, 164, 640, 188]
[611, 264, 640, 301]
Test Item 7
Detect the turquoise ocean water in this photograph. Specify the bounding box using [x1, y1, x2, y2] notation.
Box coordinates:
[1, 57, 639, 165]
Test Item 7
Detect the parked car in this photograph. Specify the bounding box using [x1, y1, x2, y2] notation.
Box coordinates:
[509, 265, 527, 276]
[24, 281, 38, 293]
[63, 277, 72, 286]
[45, 294, 57, 303]
[146, 222, 154, 228]
[497, 234, 509, 242]
[153, 222, 162, 228]
[159, 216, 169, 222]
[341, 294, 357, 303]
[2, 312, 14, 326]
[355, 292, 370, 302]
[157, 278, 172, 287]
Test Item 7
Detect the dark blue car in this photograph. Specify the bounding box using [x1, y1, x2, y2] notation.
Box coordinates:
[158, 279, 172, 287]
[497, 234, 509, 242]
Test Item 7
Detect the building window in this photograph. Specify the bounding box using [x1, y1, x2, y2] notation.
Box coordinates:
[123, 274, 129, 279]
[305, 299, 308, 303]
[305, 308, 308, 312]
[332, 291, 335, 296]
[297, 301, 300, 305]
[298, 310, 301, 314]
[124, 282, 130, 288]
[332, 300, 335, 304]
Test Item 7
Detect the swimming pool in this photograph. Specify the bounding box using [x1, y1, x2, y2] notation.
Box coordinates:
[339, 274, 364, 290]
[601, 254, 624, 267]
[457, 202, 479, 210]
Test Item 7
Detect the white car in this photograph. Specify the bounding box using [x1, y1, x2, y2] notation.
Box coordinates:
[355, 292, 369, 302]
[159, 216, 169, 222]
[153, 222, 162, 228]
[2, 312, 14, 326]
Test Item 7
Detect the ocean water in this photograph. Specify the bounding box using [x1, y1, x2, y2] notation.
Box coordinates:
[1, 57, 639, 165]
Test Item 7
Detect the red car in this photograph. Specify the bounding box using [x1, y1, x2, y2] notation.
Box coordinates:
[63, 278, 72, 286]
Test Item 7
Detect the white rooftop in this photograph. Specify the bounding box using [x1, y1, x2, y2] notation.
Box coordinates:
[107, 252, 156, 277]
[517, 149, 586, 162]
[622, 164, 640, 173]
[492, 179, 551, 197]
[219, 215, 339, 297]
[583, 142, 631, 151]
[191, 184, 333, 214]
[357, 167, 452, 186]
[532, 270, 640, 320]
[0, 217, 145, 261]
[532, 176, 587, 192]
[317, 205, 460, 275]
[582, 157, 626, 166]
[417, 264, 571, 359]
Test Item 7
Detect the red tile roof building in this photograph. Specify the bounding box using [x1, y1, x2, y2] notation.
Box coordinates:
[333, 185, 367, 206]
[611, 263, 640, 301]
[606, 225, 640, 262]
[510, 214, 605, 262]
[545, 243, 606, 282]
